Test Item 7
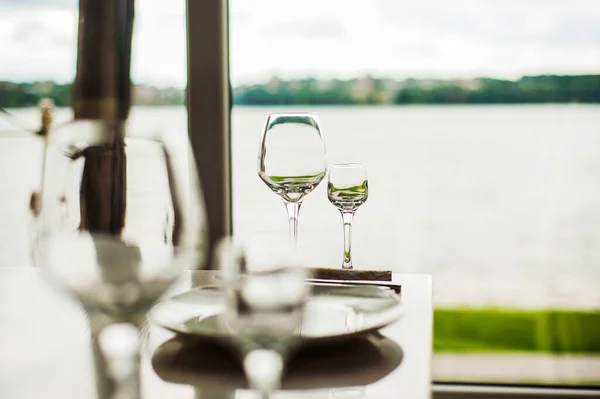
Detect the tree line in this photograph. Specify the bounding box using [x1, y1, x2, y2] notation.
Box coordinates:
[0, 82, 185, 108]
[234, 75, 600, 105]
[394, 75, 600, 104]
[0, 82, 72, 108]
[1, 75, 599, 108]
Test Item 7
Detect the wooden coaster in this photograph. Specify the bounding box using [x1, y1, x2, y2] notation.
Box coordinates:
[310, 268, 392, 281]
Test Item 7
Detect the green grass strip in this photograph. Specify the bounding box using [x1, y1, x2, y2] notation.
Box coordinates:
[434, 308, 600, 353]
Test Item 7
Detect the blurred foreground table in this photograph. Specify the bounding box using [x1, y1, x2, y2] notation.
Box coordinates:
[0, 267, 432, 399]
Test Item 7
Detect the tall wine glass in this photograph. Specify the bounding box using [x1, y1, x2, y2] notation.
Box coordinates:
[215, 236, 310, 398]
[258, 113, 327, 250]
[327, 163, 368, 269]
[31, 120, 207, 399]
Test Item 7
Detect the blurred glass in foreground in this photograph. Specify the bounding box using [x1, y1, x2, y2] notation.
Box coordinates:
[215, 236, 310, 398]
[32, 119, 207, 399]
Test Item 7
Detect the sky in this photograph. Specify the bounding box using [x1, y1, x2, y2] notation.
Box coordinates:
[0, 0, 599, 87]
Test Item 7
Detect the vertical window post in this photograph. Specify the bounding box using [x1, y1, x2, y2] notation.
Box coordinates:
[185, 0, 231, 267]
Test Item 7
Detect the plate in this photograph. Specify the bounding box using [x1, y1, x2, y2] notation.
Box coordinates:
[151, 282, 403, 343]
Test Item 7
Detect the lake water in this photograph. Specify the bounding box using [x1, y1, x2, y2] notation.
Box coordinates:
[2, 105, 600, 309]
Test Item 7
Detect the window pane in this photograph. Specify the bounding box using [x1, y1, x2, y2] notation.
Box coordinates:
[0, 0, 76, 266]
[0, 0, 188, 266]
[230, 0, 600, 386]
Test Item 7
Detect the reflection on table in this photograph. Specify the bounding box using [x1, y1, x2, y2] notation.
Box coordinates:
[0, 268, 433, 399]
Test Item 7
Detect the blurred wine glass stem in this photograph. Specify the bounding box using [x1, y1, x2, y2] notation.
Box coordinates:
[284, 200, 302, 252]
[243, 349, 284, 399]
[341, 211, 355, 269]
[97, 323, 141, 399]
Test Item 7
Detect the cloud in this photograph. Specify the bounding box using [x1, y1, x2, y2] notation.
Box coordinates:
[264, 14, 347, 39]
[0, 0, 188, 87]
[0, 0, 76, 10]
[539, 14, 600, 48]
[0, 8, 77, 83]
[369, 0, 600, 79]
[129, 0, 187, 87]
[9, 19, 45, 42]
[397, 43, 440, 59]
[9, 19, 72, 48]
[376, 0, 600, 49]
[0, 0, 599, 85]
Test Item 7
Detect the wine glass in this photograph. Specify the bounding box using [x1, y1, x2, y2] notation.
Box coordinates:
[31, 120, 207, 398]
[327, 163, 368, 269]
[215, 236, 310, 398]
[258, 113, 327, 250]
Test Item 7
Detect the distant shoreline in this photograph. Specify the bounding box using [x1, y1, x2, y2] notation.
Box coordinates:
[3, 103, 600, 111]
[2, 74, 599, 108]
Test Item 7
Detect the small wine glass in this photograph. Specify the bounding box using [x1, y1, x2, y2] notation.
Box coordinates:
[327, 163, 368, 269]
[215, 236, 310, 398]
[258, 112, 327, 251]
[31, 120, 207, 399]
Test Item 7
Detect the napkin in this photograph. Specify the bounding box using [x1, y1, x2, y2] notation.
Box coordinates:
[309, 268, 392, 281]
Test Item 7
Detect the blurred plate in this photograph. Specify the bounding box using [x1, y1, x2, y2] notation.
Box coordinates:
[151, 282, 403, 343]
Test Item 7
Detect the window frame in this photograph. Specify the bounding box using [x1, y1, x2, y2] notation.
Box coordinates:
[187, 1, 600, 397]
[186, 0, 232, 268]
[434, 384, 600, 398]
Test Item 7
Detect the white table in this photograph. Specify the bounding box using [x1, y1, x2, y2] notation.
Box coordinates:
[0, 267, 433, 399]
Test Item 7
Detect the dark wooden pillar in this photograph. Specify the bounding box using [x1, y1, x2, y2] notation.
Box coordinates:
[72, 0, 134, 236]
[73, 0, 134, 121]
[186, 0, 232, 267]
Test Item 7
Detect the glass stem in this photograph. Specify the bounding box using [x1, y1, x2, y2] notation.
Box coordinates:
[341, 211, 355, 269]
[243, 349, 284, 399]
[284, 200, 301, 252]
[98, 323, 141, 399]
